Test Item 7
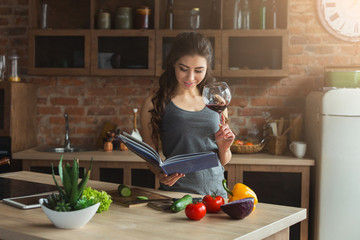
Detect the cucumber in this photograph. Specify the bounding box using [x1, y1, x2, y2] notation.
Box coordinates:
[118, 184, 132, 197]
[136, 196, 149, 200]
[171, 194, 193, 213]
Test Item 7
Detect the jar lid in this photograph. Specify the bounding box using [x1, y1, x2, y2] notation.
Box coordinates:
[137, 6, 150, 9]
[136, 7, 151, 14]
[192, 7, 200, 11]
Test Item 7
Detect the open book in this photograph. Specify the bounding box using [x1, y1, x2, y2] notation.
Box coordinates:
[119, 132, 219, 175]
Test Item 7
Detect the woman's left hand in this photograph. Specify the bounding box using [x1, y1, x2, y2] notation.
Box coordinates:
[215, 118, 235, 152]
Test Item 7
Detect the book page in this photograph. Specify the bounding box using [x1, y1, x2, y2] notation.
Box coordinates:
[164, 151, 214, 164]
[120, 133, 163, 164]
[122, 132, 160, 159]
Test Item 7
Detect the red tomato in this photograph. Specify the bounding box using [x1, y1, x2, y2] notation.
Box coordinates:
[185, 202, 207, 220]
[202, 195, 224, 213]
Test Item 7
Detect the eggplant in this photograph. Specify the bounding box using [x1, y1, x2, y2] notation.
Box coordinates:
[221, 197, 254, 219]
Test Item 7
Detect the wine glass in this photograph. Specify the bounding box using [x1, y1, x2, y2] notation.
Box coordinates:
[202, 82, 232, 125]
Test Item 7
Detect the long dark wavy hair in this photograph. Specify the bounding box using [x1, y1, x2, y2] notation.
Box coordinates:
[149, 32, 215, 149]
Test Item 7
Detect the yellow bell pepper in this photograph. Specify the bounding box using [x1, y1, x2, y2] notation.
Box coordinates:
[222, 179, 258, 208]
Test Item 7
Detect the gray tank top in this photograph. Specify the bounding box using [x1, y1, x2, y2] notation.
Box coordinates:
[159, 101, 227, 198]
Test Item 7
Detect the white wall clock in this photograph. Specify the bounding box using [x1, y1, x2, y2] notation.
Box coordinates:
[317, 0, 360, 42]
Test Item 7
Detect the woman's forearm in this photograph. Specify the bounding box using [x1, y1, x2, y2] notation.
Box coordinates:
[218, 148, 232, 166]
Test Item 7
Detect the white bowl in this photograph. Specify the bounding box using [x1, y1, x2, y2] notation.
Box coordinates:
[39, 198, 100, 229]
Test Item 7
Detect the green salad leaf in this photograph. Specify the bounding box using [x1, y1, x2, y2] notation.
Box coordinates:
[82, 186, 112, 213]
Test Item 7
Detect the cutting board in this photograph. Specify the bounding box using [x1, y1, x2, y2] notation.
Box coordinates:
[108, 187, 172, 208]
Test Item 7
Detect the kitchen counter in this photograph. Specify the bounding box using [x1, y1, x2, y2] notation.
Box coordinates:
[13, 148, 314, 240]
[0, 171, 306, 240]
[13, 147, 315, 166]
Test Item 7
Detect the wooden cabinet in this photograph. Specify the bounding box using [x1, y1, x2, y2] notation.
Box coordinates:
[0, 82, 37, 153]
[91, 30, 155, 76]
[222, 29, 289, 77]
[28, 0, 289, 77]
[28, 29, 91, 75]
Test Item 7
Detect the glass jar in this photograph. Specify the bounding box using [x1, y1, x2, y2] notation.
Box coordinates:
[190, 8, 200, 30]
[97, 10, 111, 29]
[8, 53, 20, 82]
[247, 124, 260, 144]
[115, 7, 133, 29]
[136, 6, 151, 29]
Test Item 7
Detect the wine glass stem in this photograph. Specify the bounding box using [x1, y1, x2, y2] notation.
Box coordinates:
[219, 112, 223, 125]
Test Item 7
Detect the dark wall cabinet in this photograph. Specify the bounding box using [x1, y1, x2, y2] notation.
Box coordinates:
[29, 0, 288, 77]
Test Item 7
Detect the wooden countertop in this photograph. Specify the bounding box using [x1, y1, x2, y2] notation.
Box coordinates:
[13, 148, 315, 166]
[0, 171, 306, 240]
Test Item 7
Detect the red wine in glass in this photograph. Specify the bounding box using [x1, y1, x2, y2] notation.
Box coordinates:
[205, 104, 228, 114]
[202, 82, 232, 125]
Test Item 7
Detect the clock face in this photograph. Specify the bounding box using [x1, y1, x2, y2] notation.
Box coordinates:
[317, 0, 360, 42]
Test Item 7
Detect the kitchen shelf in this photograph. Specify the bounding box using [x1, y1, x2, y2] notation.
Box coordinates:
[29, 0, 90, 29]
[157, 0, 222, 30]
[28, 0, 289, 77]
[222, 0, 288, 30]
[91, 0, 155, 30]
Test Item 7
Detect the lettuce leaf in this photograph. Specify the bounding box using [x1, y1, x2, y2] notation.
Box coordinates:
[82, 186, 112, 213]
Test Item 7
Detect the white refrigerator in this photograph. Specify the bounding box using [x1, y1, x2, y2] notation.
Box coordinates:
[305, 89, 360, 240]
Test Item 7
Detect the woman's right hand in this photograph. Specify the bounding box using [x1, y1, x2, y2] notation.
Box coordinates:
[158, 172, 185, 186]
[147, 163, 184, 186]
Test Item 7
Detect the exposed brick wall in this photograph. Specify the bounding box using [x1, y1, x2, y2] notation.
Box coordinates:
[2, 0, 360, 147]
[0, 0, 28, 70]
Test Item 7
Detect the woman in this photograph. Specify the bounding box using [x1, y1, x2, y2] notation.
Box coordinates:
[141, 32, 235, 197]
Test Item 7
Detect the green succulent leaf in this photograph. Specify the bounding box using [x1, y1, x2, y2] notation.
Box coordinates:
[51, 162, 66, 199]
[58, 155, 64, 183]
[74, 198, 96, 210]
[69, 158, 80, 207]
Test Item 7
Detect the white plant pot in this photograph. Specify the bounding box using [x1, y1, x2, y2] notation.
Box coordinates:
[39, 198, 100, 229]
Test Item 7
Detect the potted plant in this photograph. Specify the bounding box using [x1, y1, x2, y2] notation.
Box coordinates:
[39, 155, 100, 229]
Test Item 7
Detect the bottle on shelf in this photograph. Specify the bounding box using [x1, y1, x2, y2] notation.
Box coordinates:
[8, 51, 20, 82]
[242, 0, 251, 30]
[268, 0, 277, 29]
[209, 0, 217, 29]
[259, 0, 267, 29]
[165, 0, 174, 29]
[40, 3, 48, 29]
[0, 55, 5, 81]
[233, 0, 242, 29]
[190, 8, 200, 30]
